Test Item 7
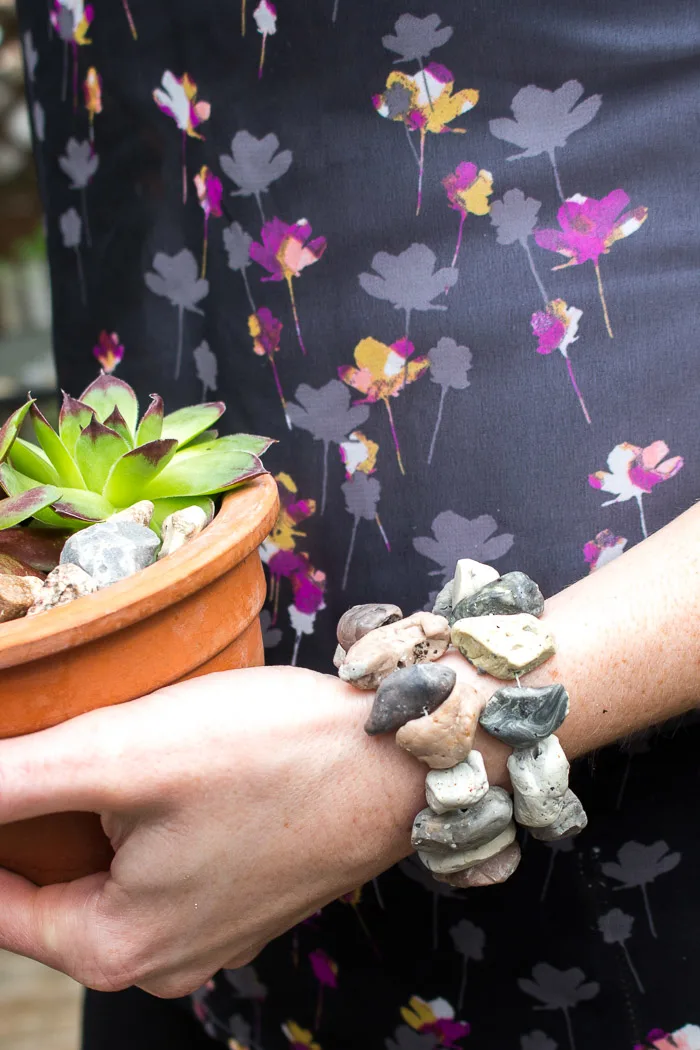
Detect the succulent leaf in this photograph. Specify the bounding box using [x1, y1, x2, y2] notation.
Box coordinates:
[58, 393, 96, 456]
[103, 438, 179, 506]
[178, 433, 275, 459]
[74, 419, 130, 492]
[0, 399, 34, 464]
[0, 462, 109, 527]
[136, 395, 164, 446]
[103, 405, 135, 449]
[0, 527, 67, 571]
[29, 404, 85, 489]
[150, 496, 215, 537]
[80, 374, 139, 438]
[142, 448, 264, 499]
[0, 486, 63, 529]
[185, 429, 219, 447]
[161, 402, 226, 447]
[9, 437, 61, 486]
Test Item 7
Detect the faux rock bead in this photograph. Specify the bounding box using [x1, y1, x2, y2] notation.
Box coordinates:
[479, 684, 570, 748]
[424, 751, 489, 813]
[507, 734, 570, 827]
[418, 822, 516, 874]
[0, 574, 44, 622]
[529, 788, 588, 841]
[332, 643, 346, 669]
[110, 500, 155, 528]
[27, 563, 97, 615]
[158, 505, 209, 559]
[431, 579, 454, 619]
[452, 559, 499, 607]
[451, 571, 544, 624]
[395, 678, 485, 769]
[364, 664, 456, 736]
[451, 613, 555, 679]
[61, 520, 160, 589]
[337, 611, 450, 690]
[434, 840, 522, 888]
[412, 787, 513, 853]
[336, 603, 403, 652]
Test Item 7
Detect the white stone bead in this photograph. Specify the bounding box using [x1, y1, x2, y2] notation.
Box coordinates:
[418, 822, 516, 874]
[507, 734, 570, 827]
[425, 751, 489, 814]
[158, 505, 209, 559]
[452, 559, 499, 606]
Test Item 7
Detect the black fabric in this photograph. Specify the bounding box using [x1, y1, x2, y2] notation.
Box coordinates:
[82, 987, 213, 1050]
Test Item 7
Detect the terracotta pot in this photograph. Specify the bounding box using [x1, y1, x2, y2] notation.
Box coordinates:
[0, 474, 279, 886]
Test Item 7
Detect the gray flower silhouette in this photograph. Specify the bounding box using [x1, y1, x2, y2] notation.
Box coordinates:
[222, 964, 267, 1000]
[540, 836, 574, 903]
[260, 609, 282, 649]
[427, 337, 472, 464]
[22, 31, 38, 81]
[59, 208, 86, 307]
[32, 101, 45, 143]
[491, 189, 548, 305]
[386, 1026, 438, 1050]
[518, 963, 599, 1050]
[450, 918, 485, 1009]
[413, 510, 514, 587]
[220, 131, 292, 222]
[522, 1032, 558, 1050]
[598, 909, 644, 993]
[59, 139, 99, 247]
[359, 243, 458, 338]
[382, 13, 453, 63]
[489, 81, 602, 200]
[228, 1015, 253, 1048]
[286, 380, 369, 514]
[222, 221, 256, 312]
[145, 249, 209, 380]
[601, 840, 680, 938]
[341, 474, 383, 590]
[193, 340, 218, 400]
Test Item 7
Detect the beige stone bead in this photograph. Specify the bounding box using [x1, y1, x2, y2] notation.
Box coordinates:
[0, 574, 44, 622]
[451, 612, 555, 679]
[109, 500, 155, 528]
[418, 822, 516, 874]
[395, 678, 485, 769]
[27, 563, 97, 615]
[452, 559, 499, 606]
[332, 643, 346, 669]
[337, 611, 450, 690]
[158, 505, 209, 559]
[424, 750, 489, 811]
[434, 840, 522, 888]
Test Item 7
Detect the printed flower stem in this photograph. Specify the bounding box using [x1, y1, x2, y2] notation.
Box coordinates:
[61, 43, 68, 102]
[451, 212, 466, 268]
[594, 260, 613, 338]
[564, 355, 591, 424]
[241, 0, 247, 35]
[75, 247, 86, 306]
[315, 984, 323, 1031]
[375, 513, 390, 551]
[80, 187, 92, 248]
[521, 240, 549, 306]
[71, 42, 78, 112]
[321, 441, 329, 515]
[176, 304, 184, 380]
[641, 882, 657, 937]
[286, 274, 307, 355]
[122, 0, 138, 39]
[342, 516, 358, 590]
[201, 215, 209, 278]
[562, 1006, 576, 1050]
[291, 629, 302, 666]
[404, 124, 420, 167]
[268, 354, 290, 430]
[258, 33, 267, 79]
[372, 877, 384, 909]
[349, 900, 380, 958]
[635, 493, 648, 540]
[416, 128, 426, 216]
[621, 943, 645, 994]
[616, 753, 632, 810]
[428, 387, 447, 464]
[548, 148, 565, 202]
[331, 0, 340, 22]
[254, 191, 266, 224]
[88, 113, 95, 144]
[540, 849, 557, 903]
[384, 397, 405, 475]
[417, 57, 435, 113]
[182, 131, 188, 205]
[241, 270, 257, 313]
[458, 957, 468, 1011]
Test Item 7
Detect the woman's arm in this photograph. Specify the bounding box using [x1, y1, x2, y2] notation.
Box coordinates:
[0, 503, 696, 996]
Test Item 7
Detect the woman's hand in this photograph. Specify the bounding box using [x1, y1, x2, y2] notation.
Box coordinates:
[0, 666, 426, 998]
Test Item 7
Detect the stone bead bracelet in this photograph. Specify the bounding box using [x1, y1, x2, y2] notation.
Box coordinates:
[334, 559, 588, 889]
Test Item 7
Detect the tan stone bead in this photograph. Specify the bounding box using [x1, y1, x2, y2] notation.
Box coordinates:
[451, 613, 555, 679]
[337, 611, 450, 690]
[433, 840, 522, 888]
[158, 505, 209, 559]
[27, 563, 97, 615]
[395, 678, 485, 768]
[109, 500, 155, 528]
[0, 574, 44, 622]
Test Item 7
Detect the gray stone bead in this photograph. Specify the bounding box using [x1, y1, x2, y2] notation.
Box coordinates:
[431, 579, 454, 619]
[412, 786, 513, 854]
[336, 603, 403, 651]
[364, 664, 456, 736]
[434, 840, 522, 888]
[507, 734, 570, 827]
[450, 571, 544, 623]
[60, 520, 160, 589]
[418, 823, 516, 874]
[479, 684, 570, 748]
[529, 789, 588, 841]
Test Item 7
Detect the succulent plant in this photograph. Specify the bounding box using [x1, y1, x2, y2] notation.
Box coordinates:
[0, 375, 272, 534]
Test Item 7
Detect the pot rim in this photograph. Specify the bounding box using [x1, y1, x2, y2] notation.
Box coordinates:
[0, 473, 279, 670]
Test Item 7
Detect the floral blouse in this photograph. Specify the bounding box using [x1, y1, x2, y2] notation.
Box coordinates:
[17, 0, 700, 1047]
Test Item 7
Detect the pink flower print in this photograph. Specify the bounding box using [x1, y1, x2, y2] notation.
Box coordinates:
[442, 162, 494, 267]
[636, 1027, 700, 1050]
[583, 529, 628, 573]
[121, 0, 137, 39]
[309, 949, 338, 1028]
[250, 218, 326, 355]
[253, 1, 277, 79]
[373, 65, 479, 215]
[51, 0, 93, 108]
[152, 72, 211, 203]
[534, 190, 648, 338]
[288, 568, 326, 666]
[92, 330, 124, 373]
[530, 299, 590, 424]
[401, 996, 471, 1048]
[194, 166, 223, 278]
[249, 307, 289, 428]
[589, 441, 684, 539]
[83, 66, 102, 143]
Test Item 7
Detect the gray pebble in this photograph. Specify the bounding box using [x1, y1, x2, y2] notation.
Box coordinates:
[431, 579, 454, 619]
[450, 571, 544, 623]
[60, 520, 160, 589]
[529, 789, 588, 841]
[479, 684, 570, 748]
[337, 602, 403, 651]
[364, 664, 456, 735]
[412, 786, 513, 854]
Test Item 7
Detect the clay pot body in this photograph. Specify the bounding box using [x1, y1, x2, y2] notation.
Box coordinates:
[0, 475, 279, 885]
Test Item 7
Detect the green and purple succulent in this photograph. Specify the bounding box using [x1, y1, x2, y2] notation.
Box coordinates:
[0, 375, 271, 535]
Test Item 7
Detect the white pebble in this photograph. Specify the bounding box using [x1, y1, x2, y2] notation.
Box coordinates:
[425, 751, 489, 814]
